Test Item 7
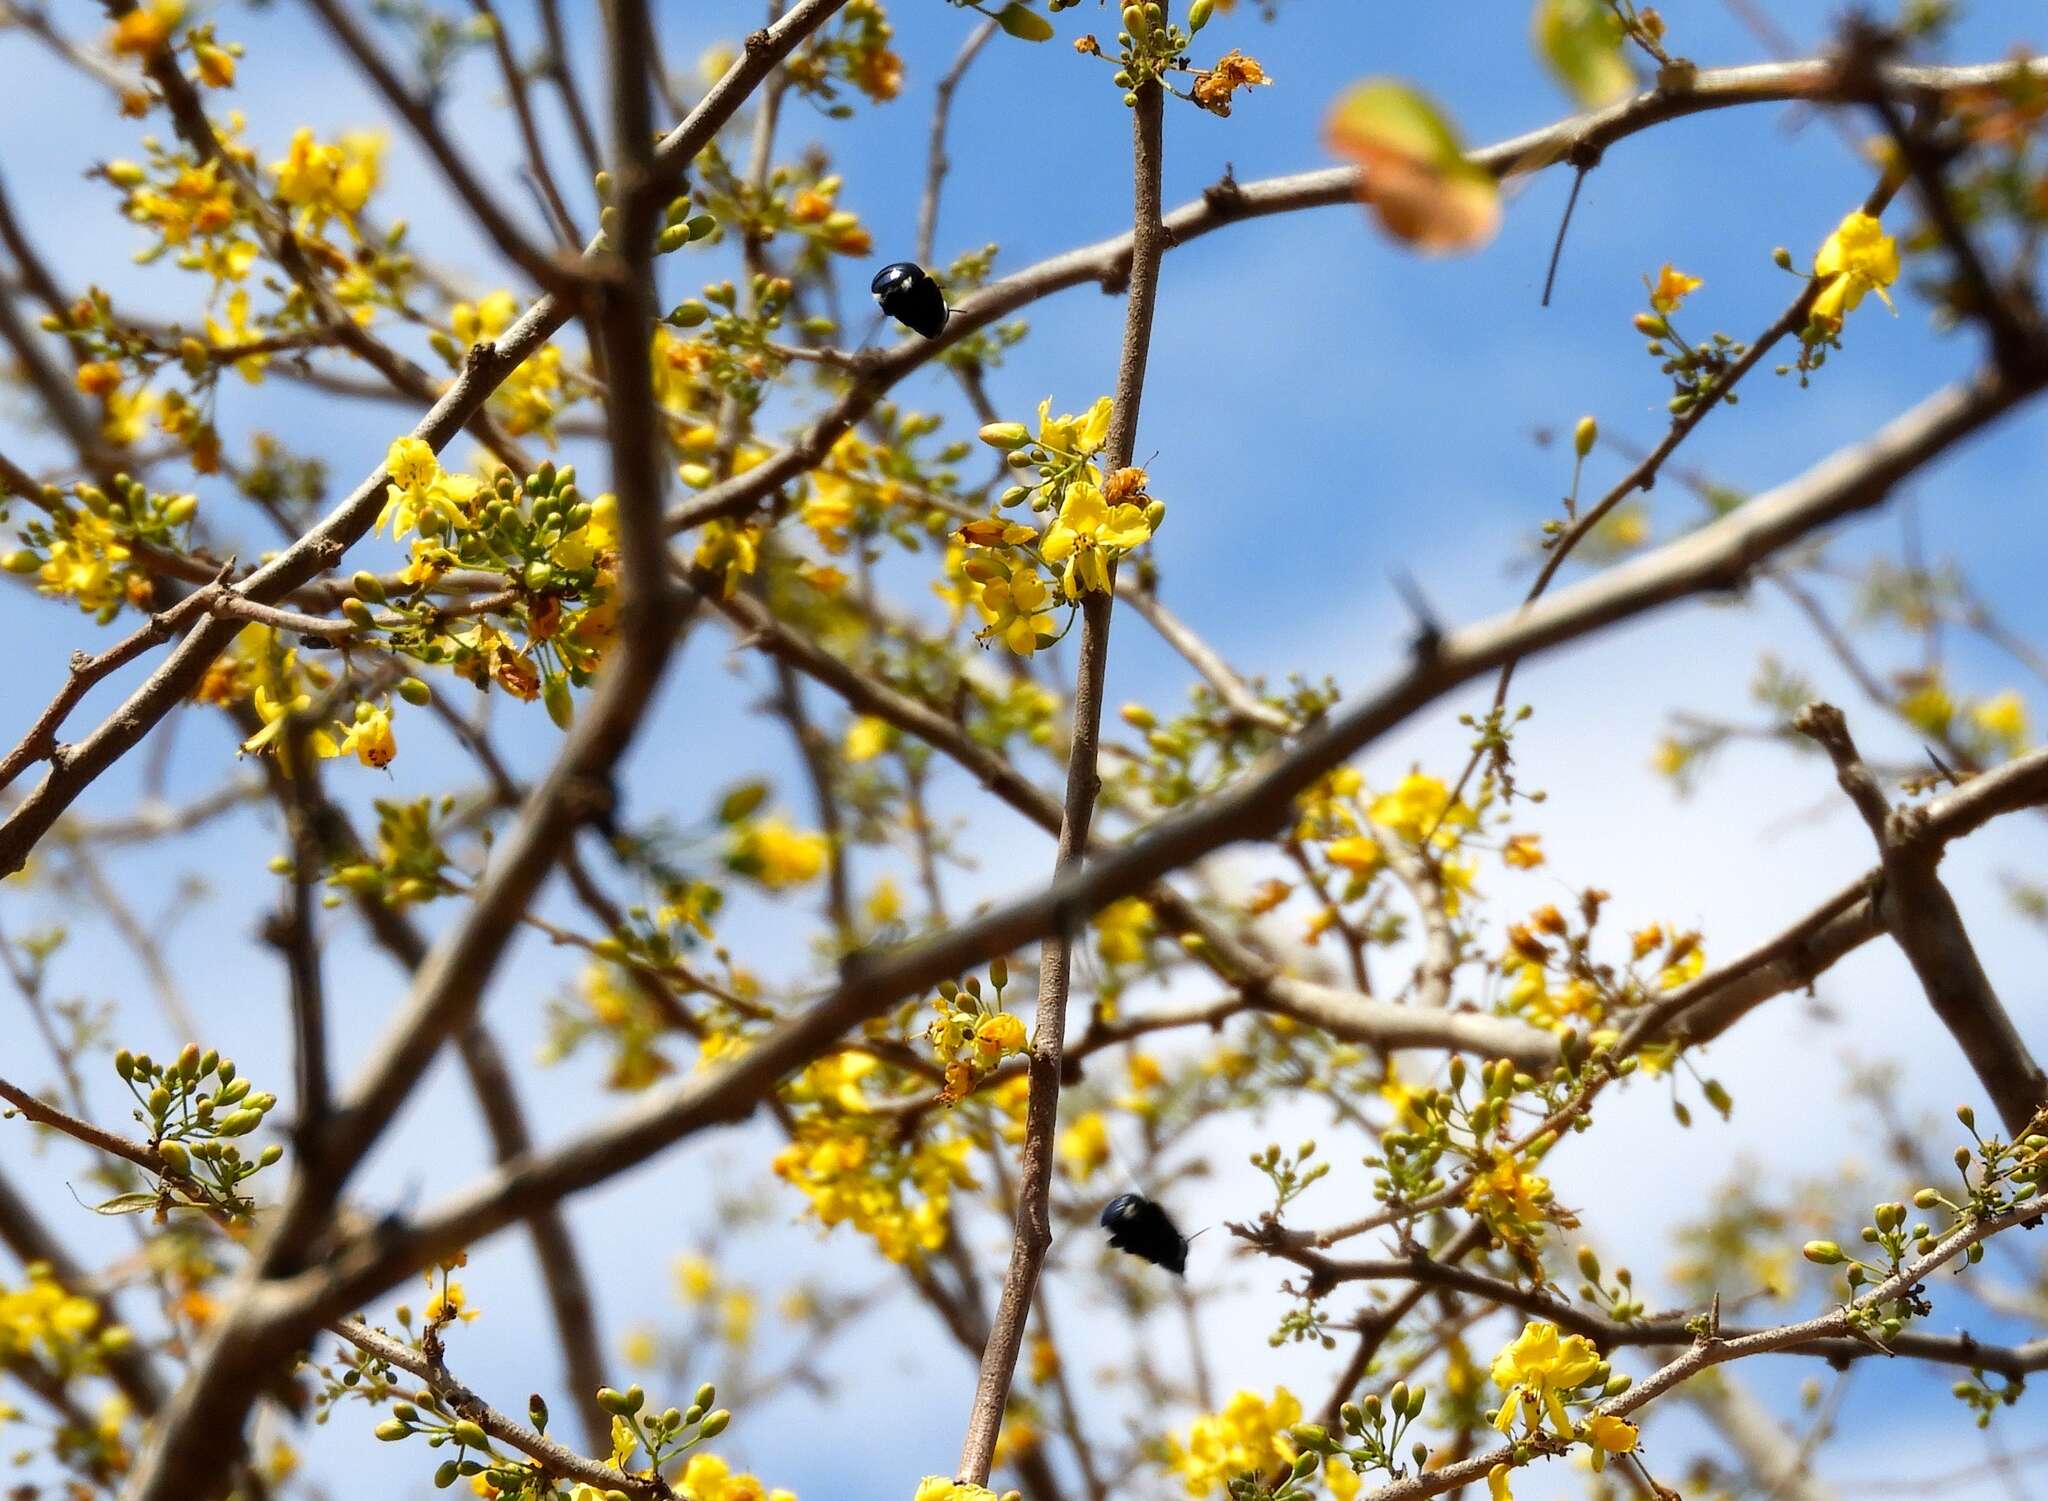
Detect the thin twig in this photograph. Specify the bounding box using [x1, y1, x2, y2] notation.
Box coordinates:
[956, 75, 1167, 1488]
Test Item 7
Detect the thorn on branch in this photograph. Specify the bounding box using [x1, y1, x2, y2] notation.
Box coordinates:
[1390, 569, 1443, 660]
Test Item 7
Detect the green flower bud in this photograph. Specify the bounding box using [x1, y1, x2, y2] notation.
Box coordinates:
[3, 549, 42, 574]
[434, 1459, 459, 1489]
[398, 678, 433, 707]
[1802, 1240, 1843, 1265]
[375, 1419, 410, 1441]
[452, 1420, 489, 1449]
[699, 1408, 730, 1437]
[695, 1382, 717, 1410]
[1189, 0, 1213, 30]
[978, 422, 1031, 450]
[115, 1050, 135, 1081]
[1573, 415, 1598, 457]
[157, 1140, 190, 1175]
[528, 1394, 549, 1432]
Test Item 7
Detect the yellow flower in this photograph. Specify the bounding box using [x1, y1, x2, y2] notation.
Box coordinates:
[1368, 772, 1468, 843]
[1325, 835, 1382, 874]
[1486, 1463, 1513, 1501]
[620, 1327, 657, 1367]
[1040, 481, 1153, 600]
[1900, 677, 1954, 737]
[0, 1263, 106, 1365]
[730, 817, 829, 890]
[1035, 395, 1113, 459]
[914, 1481, 1000, 1501]
[423, 1279, 479, 1325]
[1648, 263, 1701, 314]
[376, 436, 481, 537]
[238, 678, 340, 767]
[1094, 897, 1154, 965]
[452, 290, 519, 345]
[334, 703, 396, 769]
[719, 1289, 756, 1346]
[34, 508, 137, 617]
[1972, 690, 2028, 752]
[76, 360, 124, 397]
[1501, 833, 1543, 869]
[802, 485, 858, 552]
[975, 1012, 1027, 1062]
[271, 127, 382, 236]
[844, 715, 892, 762]
[1164, 1388, 1302, 1498]
[1467, 1155, 1551, 1231]
[1811, 210, 1898, 329]
[1582, 1412, 1638, 1470]
[1490, 1321, 1600, 1439]
[693, 520, 763, 598]
[976, 564, 1057, 655]
[109, 0, 182, 55]
[1058, 1112, 1109, 1182]
[677, 1254, 716, 1302]
[681, 1453, 789, 1501]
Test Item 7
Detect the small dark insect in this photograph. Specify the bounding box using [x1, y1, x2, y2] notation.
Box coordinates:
[871, 261, 949, 339]
[1098, 1192, 1189, 1276]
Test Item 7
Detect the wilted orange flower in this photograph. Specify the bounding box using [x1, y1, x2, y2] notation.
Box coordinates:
[1192, 51, 1271, 116]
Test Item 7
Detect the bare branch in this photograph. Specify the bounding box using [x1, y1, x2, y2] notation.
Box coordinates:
[916, 18, 997, 268]
[1794, 701, 2048, 1133]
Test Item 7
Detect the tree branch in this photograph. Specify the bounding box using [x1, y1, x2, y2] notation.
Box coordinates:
[1794, 701, 2048, 1133]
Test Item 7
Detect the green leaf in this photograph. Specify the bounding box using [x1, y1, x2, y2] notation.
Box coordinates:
[91, 1192, 160, 1216]
[1533, 0, 1634, 108]
[716, 781, 769, 824]
[994, 3, 1054, 41]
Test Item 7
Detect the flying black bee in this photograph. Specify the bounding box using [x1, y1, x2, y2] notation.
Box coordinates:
[1098, 1192, 1190, 1276]
[871, 261, 949, 339]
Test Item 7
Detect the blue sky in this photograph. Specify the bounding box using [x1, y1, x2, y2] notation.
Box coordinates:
[2, 2, 2045, 1497]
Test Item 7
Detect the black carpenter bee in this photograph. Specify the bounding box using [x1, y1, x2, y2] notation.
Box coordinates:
[1098, 1192, 1190, 1276]
[871, 261, 949, 339]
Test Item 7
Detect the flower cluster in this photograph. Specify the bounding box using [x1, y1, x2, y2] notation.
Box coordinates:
[926, 968, 1028, 1103]
[1163, 1387, 1307, 1497]
[108, 1043, 283, 1220]
[4, 473, 197, 620]
[785, 0, 905, 109]
[772, 1055, 978, 1262]
[0, 1264, 130, 1379]
[958, 396, 1162, 653]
